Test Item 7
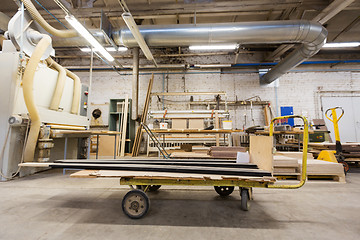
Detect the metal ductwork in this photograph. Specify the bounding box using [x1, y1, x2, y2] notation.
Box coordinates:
[53, 20, 327, 84]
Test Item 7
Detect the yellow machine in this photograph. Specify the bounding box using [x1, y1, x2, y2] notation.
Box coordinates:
[317, 107, 349, 172]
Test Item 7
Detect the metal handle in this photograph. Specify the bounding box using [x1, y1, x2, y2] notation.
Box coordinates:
[268, 115, 309, 189]
[325, 107, 344, 123]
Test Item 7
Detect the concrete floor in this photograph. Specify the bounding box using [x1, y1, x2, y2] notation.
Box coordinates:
[0, 168, 359, 240]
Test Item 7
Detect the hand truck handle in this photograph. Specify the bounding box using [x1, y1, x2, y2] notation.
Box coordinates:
[325, 107, 344, 123]
[268, 115, 309, 189]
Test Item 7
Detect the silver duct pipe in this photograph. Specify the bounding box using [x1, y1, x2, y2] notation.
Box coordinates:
[114, 20, 327, 84]
[53, 20, 327, 84]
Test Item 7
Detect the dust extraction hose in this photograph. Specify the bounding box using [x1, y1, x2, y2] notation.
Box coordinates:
[21, 0, 78, 38]
[22, 34, 52, 162]
[46, 57, 66, 111]
[65, 69, 81, 114]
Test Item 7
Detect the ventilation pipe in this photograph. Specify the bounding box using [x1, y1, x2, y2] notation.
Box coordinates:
[64, 69, 81, 114]
[115, 20, 327, 84]
[51, 21, 327, 84]
[22, 33, 52, 162]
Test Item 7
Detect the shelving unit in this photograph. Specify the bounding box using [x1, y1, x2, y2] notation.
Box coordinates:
[109, 99, 136, 154]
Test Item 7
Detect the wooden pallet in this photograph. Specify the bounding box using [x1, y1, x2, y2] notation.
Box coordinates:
[274, 173, 345, 182]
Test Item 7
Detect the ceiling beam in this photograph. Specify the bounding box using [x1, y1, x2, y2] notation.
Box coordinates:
[265, 0, 355, 61]
[331, 15, 360, 41]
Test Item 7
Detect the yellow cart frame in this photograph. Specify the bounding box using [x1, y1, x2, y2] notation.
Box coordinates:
[120, 115, 309, 219]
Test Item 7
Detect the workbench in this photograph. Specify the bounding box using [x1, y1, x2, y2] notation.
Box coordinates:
[145, 129, 233, 155]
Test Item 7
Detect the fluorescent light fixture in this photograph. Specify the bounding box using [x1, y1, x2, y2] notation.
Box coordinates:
[65, 15, 114, 62]
[122, 12, 158, 67]
[323, 42, 360, 48]
[80, 47, 128, 52]
[189, 44, 238, 50]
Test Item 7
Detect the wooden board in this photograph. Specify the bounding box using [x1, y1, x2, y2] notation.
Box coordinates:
[120, 95, 129, 157]
[70, 170, 276, 182]
[189, 119, 204, 137]
[172, 119, 187, 137]
[50, 162, 272, 177]
[275, 151, 314, 160]
[273, 167, 297, 173]
[215, 111, 219, 146]
[70, 170, 97, 178]
[273, 155, 299, 167]
[249, 135, 273, 173]
[170, 151, 212, 158]
[98, 135, 119, 157]
[132, 74, 154, 156]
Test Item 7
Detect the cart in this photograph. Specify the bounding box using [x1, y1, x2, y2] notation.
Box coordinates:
[120, 115, 309, 219]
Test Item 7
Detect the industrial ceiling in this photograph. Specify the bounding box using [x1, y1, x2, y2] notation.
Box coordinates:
[1, 0, 359, 67]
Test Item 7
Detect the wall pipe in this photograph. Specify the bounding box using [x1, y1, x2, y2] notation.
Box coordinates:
[67, 59, 360, 72]
[132, 47, 139, 120]
[22, 34, 52, 163]
[64, 68, 81, 114]
[46, 57, 66, 111]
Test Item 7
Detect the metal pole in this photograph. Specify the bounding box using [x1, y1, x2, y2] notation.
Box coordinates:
[114, 134, 117, 159]
[88, 47, 94, 121]
[132, 47, 139, 120]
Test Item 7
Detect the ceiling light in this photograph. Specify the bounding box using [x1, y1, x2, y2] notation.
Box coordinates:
[322, 42, 360, 48]
[80, 47, 128, 52]
[122, 12, 158, 67]
[189, 44, 238, 50]
[65, 15, 114, 62]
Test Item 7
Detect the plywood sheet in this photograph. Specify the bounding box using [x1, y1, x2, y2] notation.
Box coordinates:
[189, 119, 204, 137]
[172, 119, 187, 137]
[98, 135, 119, 156]
[249, 135, 273, 173]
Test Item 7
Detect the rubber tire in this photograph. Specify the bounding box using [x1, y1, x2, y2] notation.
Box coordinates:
[240, 189, 250, 211]
[122, 189, 150, 219]
[340, 161, 349, 174]
[214, 186, 235, 196]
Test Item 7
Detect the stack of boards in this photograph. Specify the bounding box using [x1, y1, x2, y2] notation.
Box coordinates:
[208, 146, 247, 159]
[309, 142, 360, 163]
[50, 159, 272, 178]
[274, 152, 345, 182]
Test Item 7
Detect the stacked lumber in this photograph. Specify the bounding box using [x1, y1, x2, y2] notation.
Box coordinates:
[273, 151, 345, 182]
[208, 146, 247, 159]
[273, 155, 299, 174]
[309, 142, 360, 162]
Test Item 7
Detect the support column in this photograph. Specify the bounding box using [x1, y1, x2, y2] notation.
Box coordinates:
[132, 47, 139, 120]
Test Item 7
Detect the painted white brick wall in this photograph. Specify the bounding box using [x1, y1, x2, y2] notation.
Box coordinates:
[75, 69, 360, 129]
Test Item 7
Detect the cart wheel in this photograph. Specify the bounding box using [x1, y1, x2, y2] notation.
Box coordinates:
[240, 188, 250, 211]
[214, 186, 234, 196]
[148, 185, 161, 192]
[122, 189, 150, 219]
[340, 161, 349, 174]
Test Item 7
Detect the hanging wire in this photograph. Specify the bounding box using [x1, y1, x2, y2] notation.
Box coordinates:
[34, 0, 68, 29]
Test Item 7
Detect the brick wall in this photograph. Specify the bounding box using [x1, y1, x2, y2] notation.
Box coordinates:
[75, 68, 360, 129]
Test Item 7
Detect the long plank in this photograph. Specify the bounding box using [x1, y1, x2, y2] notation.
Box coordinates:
[50, 163, 272, 177]
[54, 160, 259, 169]
[132, 74, 154, 156]
[120, 95, 129, 157]
[56, 158, 240, 163]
